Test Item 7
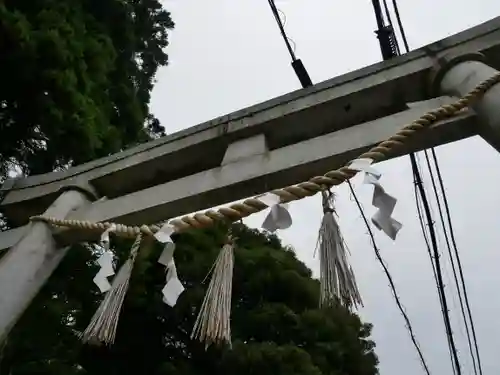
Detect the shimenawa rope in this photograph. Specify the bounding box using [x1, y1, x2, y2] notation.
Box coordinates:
[30, 73, 500, 236]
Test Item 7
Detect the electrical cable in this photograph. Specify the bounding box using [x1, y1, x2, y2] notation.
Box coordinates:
[430, 148, 484, 375]
[413, 154, 458, 369]
[347, 181, 432, 375]
[276, 9, 297, 57]
[265, 3, 432, 372]
[410, 154, 462, 375]
[382, 0, 400, 55]
[373, 1, 469, 373]
[414, 177, 458, 375]
[265, 0, 313, 88]
[423, 150, 478, 375]
[390, 0, 410, 54]
[370, 0, 398, 60]
[388, 1, 483, 372]
[267, 0, 296, 61]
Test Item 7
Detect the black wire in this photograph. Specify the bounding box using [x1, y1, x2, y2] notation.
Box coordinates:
[423, 150, 478, 375]
[266, 0, 297, 61]
[265, 2, 432, 371]
[413, 175, 458, 375]
[370, 0, 387, 32]
[410, 154, 462, 375]
[382, 0, 400, 55]
[388, 0, 483, 371]
[378, 0, 469, 372]
[276, 9, 297, 57]
[347, 181, 432, 375]
[414, 155, 457, 375]
[430, 148, 484, 375]
[390, 0, 410, 53]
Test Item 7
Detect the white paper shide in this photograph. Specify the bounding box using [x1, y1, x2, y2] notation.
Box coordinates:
[259, 192, 293, 232]
[93, 225, 117, 293]
[349, 158, 402, 240]
[155, 223, 185, 307]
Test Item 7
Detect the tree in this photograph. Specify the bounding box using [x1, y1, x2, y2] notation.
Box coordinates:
[0, 2, 378, 374]
[1, 224, 379, 375]
[0, 0, 175, 372]
[0, 0, 173, 177]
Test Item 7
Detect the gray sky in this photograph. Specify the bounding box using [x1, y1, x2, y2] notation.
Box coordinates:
[152, 1, 500, 374]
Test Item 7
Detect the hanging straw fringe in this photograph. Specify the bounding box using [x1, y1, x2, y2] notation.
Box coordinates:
[317, 191, 362, 309]
[81, 233, 143, 346]
[191, 235, 234, 348]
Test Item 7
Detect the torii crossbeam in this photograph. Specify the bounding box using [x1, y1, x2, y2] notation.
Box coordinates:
[1, 16, 500, 343]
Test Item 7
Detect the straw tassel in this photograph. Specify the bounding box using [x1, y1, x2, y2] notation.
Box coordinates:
[317, 191, 362, 309]
[191, 235, 234, 348]
[81, 233, 143, 345]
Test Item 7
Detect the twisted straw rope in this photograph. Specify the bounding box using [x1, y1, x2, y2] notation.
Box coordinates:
[30, 73, 500, 237]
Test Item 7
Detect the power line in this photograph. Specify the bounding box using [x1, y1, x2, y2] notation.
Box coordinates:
[429, 148, 483, 375]
[423, 150, 478, 375]
[368, 2, 457, 368]
[381, 0, 400, 55]
[347, 181, 431, 375]
[390, 0, 410, 53]
[374, 0, 471, 372]
[266, 0, 296, 61]
[275, 9, 297, 57]
[410, 154, 462, 374]
[413, 174, 458, 375]
[265, 0, 312, 88]
[387, 0, 483, 373]
[264, 3, 432, 373]
[370, 0, 399, 60]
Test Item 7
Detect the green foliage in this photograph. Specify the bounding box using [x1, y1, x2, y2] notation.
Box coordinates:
[0, 0, 173, 177]
[1, 224, 378, 375]
[0, 2, 378, 374]
[0, 0, 175, 372]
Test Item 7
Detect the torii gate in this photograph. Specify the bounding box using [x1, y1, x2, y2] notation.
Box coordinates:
[1, 16, 500, 344]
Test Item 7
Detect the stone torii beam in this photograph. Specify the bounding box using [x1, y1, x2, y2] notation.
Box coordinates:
[1, 16, 500, 343]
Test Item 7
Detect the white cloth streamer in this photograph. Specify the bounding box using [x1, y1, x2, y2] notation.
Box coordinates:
[259, 192, 293, 232]
[154, 222, 184, 306]
[93, 225, 117, 293]
[349, 158, 402, 240]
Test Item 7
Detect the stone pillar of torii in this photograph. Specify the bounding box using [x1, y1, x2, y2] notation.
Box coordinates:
[1, 17, 500, 344]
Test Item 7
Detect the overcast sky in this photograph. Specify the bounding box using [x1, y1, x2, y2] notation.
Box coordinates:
[152, 1, 500, 374]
